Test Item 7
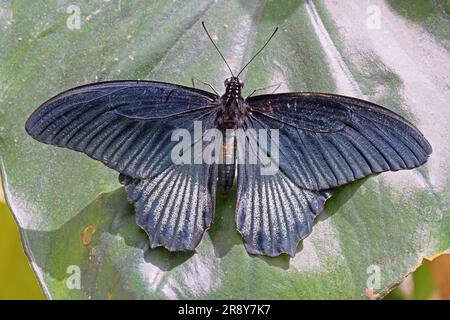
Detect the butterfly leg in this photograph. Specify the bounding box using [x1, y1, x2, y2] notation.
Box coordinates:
[247, 82, 282, 99]
[191, 77, 220, 96]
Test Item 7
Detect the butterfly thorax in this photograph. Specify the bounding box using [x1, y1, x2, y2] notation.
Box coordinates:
[217, 77, 246, 130]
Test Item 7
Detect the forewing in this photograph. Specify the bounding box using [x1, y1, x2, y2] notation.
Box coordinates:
[25, 80, 219, 180]
[236, 125, 331, 257]
[246, 93, 432, 191]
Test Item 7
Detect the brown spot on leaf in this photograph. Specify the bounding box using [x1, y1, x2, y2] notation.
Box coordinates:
[80, 224, 96, 246]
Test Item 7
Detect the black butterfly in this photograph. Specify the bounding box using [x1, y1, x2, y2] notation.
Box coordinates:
[25, 22, 432, 257]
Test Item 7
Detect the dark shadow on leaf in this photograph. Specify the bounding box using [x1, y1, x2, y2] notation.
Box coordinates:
[294, 178, 368, 256]
[316, 178, 368, 223]
[143, 248, 194, 271]
[208, 185, 243, 259]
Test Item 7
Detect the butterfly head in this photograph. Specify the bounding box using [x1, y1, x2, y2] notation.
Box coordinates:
[224, 77, 244, 99]
[202, 21, 278, 100]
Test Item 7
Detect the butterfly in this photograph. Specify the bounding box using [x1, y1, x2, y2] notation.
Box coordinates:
[25, 22, 432, 257]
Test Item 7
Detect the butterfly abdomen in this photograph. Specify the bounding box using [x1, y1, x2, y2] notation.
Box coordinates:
[219, 131, 236, 196]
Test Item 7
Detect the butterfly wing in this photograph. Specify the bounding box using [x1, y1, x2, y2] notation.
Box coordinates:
[119, 162, 217, 251]
[26, 80, 220, 251]
[236, 157, 331, 257]
[246, 92, 432, 191]
[237, 92, 431, 256]
[235, 118, 331, 256]
[26, 80, 219, 179]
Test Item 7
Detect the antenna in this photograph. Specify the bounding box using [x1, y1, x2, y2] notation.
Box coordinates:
[202, 21, 234, 77]
[237, 27, 278, 77]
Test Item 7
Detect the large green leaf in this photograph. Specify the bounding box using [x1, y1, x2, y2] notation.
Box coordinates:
[0, 0, 449, 299]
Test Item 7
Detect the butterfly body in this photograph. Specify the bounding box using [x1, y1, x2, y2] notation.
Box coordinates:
[217, 76, 246, 195]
